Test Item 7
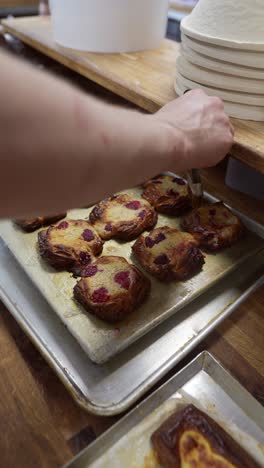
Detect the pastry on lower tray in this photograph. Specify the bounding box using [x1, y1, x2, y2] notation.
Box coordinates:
[132, 227, 204, 281]
[142, 174, 191, 216]
[181, 202, 243, 252]
[73, 256, 150, 323]
[38, 219, 103, 275]
[89, 193, 157, 241]
[151, 404, 259, 468]
[15, 214, 66, 232]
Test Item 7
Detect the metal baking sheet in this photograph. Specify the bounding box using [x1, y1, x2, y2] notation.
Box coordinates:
[66, 352, 264, 468]
[0, 236, 263, 416]
[0, 185, 263, 364]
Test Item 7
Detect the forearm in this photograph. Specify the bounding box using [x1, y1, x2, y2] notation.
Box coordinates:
[0, 51, 186, 218]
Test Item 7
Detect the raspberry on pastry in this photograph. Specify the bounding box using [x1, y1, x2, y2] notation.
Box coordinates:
[151, 405, 259, 468]
[132, 226, 204, 282]
[142, 174, 191, 216]
[89, 193, 157, 241]
[15, 214, 66, 232]
[181, 202, 243, 252]
[74, 256, 150, 323]
[38, 219, 103, 275]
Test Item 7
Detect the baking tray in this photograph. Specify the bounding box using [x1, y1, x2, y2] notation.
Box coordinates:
[0, 185, 263, 365]
[65, 351, 264, 468]
[0, 235, 263, 416]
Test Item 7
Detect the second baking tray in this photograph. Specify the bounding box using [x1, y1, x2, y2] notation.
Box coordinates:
[0, 186, 263, 364]
[0, 236, 263, 415]
[66, 351, 264, 467]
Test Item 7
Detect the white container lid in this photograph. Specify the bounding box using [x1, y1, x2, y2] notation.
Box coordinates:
[175, 68, 264, 106]
[181, 43, 264, 80]
[175, 73, 264, 121]
[50, 0, 169, 53]
[181, 0, 264, 51]
[177, 56, 264, 94]
[181, 33, 264, 70]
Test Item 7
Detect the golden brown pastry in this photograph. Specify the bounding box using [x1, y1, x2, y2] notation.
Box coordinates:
[89, 193, 157, 241]
[181, 202, 243, 251]
[15, 214, 66, 232]
[151, 404, 260, 468]
[74, 256, 150, 323]
[142, 174, 191, 215]
[132, 227, 204, 282]
[38, 219, 103, 275]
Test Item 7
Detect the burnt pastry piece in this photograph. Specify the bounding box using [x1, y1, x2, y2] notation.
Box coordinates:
[151, 404, 260, 468]
[38, 219, 103, 275]
[74, 256, 150, 323]
[181, 202, 243, 252]
[142, 174, 191, 216]
[89, 193, 157, 241]
[15, 214, 66, 233]
[132, 226, 204, 282]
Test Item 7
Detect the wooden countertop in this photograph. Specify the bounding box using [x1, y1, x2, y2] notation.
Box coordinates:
[0, 34, 263, 468]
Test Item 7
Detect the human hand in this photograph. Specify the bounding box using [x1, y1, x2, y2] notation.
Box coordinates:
[154, 89, 234, 170]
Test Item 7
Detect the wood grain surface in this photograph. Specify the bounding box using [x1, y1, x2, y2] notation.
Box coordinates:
[0, 0, 37, 6]
[0, 30, 263, 468]
[2, 15, 264, 174]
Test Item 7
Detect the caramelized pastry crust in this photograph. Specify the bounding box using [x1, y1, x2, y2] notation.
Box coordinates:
[74, 256, 150, 323]
[151, 404, 260, 468]
[89, 193, 157, 241]
[132, 227, 204, 281]
[15, 214, 66, 232]
[181, 202, 243, 251]
[38, 219, 103, 275]
[142, 174, 191, 215]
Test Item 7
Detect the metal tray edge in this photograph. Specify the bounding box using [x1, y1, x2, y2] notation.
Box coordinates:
[64, 351, 208, 468]
[1, 271, 263, 417]
[64, 350, 264, 467]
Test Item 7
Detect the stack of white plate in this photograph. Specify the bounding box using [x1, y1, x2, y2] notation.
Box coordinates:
[175, 0, 264, 121]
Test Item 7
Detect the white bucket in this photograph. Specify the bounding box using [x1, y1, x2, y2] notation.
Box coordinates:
[50, 0, 169, 53]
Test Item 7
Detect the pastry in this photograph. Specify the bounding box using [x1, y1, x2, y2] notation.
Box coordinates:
[15, 214, 66, 232]
[151, 404, 259, 468]
[181, 202, 243, 251]
[38, 219, 103, 275]
[89, 193, 157, 241]
[74, 256, 150, 323]
[132, 227, 204, 281]
[142, 174, 191, 216]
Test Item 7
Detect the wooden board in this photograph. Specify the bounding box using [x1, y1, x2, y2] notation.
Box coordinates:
[2, 15, 264, 174]
[0, 0, 37, 6]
